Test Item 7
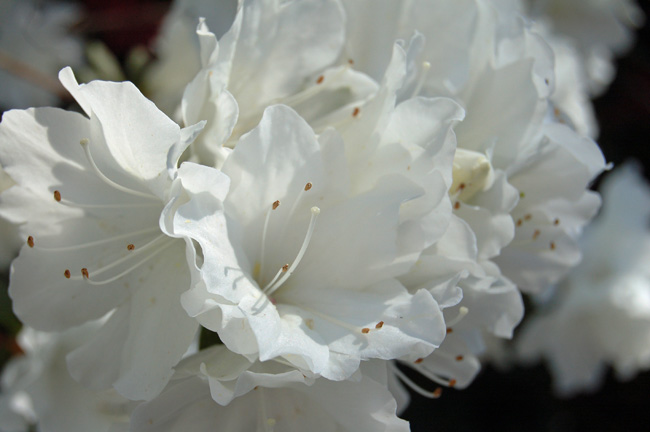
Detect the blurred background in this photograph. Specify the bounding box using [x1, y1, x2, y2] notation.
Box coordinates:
[1, 0, 649, 431]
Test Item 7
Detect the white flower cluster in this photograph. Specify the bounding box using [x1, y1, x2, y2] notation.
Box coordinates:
[1, 0, 642, 429]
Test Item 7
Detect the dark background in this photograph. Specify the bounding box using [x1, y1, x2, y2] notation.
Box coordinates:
[2, 1, 650, 431]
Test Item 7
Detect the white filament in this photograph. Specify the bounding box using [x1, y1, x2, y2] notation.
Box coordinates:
[264, 207, 320, 297]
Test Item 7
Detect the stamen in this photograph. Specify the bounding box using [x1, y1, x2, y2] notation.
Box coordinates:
[316, 75, 324, 84]
[33, 227, 159, 252]
[554, 218, 560, 226]
[352, 107, 360, 117]
[401, 360, 458, 388]
[410, 61, 431, 98]
[304, 182, 312, 191]
[58, 199, 158, 209]
[415, 358, 424, 364]
[81, 268, 89, 279]
[70, 235, 166, 281]
[82, 240, 175, 286]
[361, 328, 370, 334]
[259, 200, 281, 282]
[297, 304, 363, 334]
[261, 265, 288, 293]
[532, 229, 541, 240]
[375, 321, 384, 329]
[264, 207, 321, 297]
[550, 242, 556, 250]
[53, 190, 61, 202]
[455, 355, 464, 361]
[127, 244, 135, 251]
[27, 236, 34, 248]
[446, 306, 469, 328]
[389, 363, 443, 399]
[454, 201, 461, 210]
[79, 139, 156, 200]
[64, 269, 71, 279]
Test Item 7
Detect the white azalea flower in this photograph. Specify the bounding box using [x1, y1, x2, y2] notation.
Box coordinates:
[0, 68, 216, 400]
[131, 345, 409, 432]
[181, 0, 379, 167]
[0, 325, 133, 432]
[0, 0, 83, 109]
[328, 0, 606, 398]
[173, 100, 451, 380]
[339, 0, 607, 294]
[518, 163, 650, 395]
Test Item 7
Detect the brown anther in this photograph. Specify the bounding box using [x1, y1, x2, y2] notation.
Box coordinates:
[27, 236, 34, 248]
[545, 78, 550, 85]
[64, 269, 71, 279]
[282, 264, 289, 272]
[53, 190, 61, 202]
[375, 321, 384, 329]
[516, 219, 523, 227]
[272, 200, 280, 210]
[554, 107, 561, 118]
[524, 214, 532, 221]
[352, 107, 360, 117]
[432, 387, 443, 398]
[550, 242, 556, 250]
[554, 218, 560, 226]
[449, 379, 457, 388]
[454, 201, 460, 210]
[533, 229, 541, 240]
[348, 59, 354, 65]
[81, 268, 89, 279]
[304, 182, 313, 191]
[455, 355, 464, 362]
[254, 386, 259, 390]
[316, 75, 324, 84]
[127, 244, 135, 251]
[446, 327, 453, 334]
[458, 183, 466, 191]
[414, 358, 424, 364]
[361, 328, 370, 334]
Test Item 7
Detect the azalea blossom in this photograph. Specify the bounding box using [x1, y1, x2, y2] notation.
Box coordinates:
[0, 68, 213, 401]
[173, 101, 450, 380]
[180, 0, 378, 167]
[131, 346, 408, 432]
[518, 163, 650, 395]
[338, 0, 606, 293]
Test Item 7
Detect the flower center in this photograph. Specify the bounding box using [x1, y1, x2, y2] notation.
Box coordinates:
[450, 148, 495, 201]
